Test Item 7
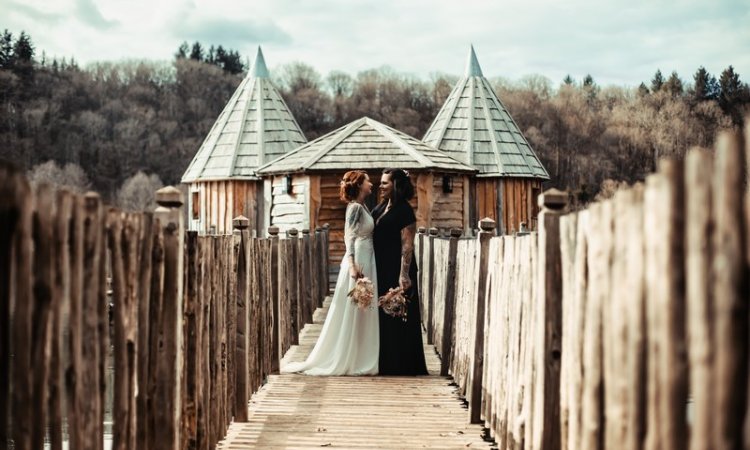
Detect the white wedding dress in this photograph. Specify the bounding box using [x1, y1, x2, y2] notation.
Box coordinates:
[283, 202, 379, 376]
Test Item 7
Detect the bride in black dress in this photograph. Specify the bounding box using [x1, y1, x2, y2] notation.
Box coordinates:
[372, 168, 428, 375]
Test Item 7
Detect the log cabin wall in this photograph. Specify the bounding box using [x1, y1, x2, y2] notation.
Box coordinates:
[496, 177, 542, 234]
[268, 174, 309, 234]
[188, 180, 259, 235]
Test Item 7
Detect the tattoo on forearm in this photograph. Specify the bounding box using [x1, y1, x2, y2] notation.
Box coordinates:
[400, 224, 416, 278]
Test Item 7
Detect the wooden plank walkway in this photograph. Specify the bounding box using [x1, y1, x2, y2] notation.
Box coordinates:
[217, 299, 494, 449]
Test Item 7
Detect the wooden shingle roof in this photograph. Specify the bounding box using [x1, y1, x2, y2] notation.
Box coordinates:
[181, 47, 307, 182]
[257, 117, 476, 175]
[423, 46, 549, 179]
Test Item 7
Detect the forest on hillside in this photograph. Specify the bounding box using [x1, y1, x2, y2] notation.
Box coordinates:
[1, 30, 749, 209]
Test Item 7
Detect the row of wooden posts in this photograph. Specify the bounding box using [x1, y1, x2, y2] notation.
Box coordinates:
[417, 126, 749, 450]
[0, 162, 329, 450]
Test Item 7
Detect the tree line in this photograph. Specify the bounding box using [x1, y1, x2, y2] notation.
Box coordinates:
[1, 29, 748, 207]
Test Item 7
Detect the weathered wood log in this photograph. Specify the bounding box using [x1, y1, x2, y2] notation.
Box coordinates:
[151, 186, 185, 450]
[685, 149, 714, 450]
[559, 211, 578, 450]
[301, 229, 313, 326]
[109, 210, 139, 450]
[63, 194, 85, 450]
[48, 189, 72, 450]
[469, 219, 494, 424]
[532, 190, 566, 450]
[582, 201, 611, 450]
[80, 192, 104, 450]
[440, 229, 461, 376]
[287, 228, 299, 346]
[269, 227, 281, 374]
[8, 168, 33, 450]
[710, 132, 748, 450]
[135, 212, 154, 450]
[0, 164, 17, 450]
[183, 230, 200, 448]
[28, 184, 55, 450]
[622, 185, 646, 450]
[426, 227, 438, 344]
[233, 217, 250, 422]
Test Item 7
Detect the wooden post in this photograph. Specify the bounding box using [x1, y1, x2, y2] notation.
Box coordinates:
[426, 227, 438, 344]
[469, 218, 495, 423]
[316, 226, 326, 303]
[685, 149, 714, 450]
[135, 213, 154, 450]
[312, 228, 320, 308]
[287, 228, 299, 344]
[268, 226, 281, 374]
[152, 186, 185, 450]
[301, 229, 313, 325]
[440, 228, 462, 376]
[49, 190, 72, 450]
[109, 210, 139, 450]
[182, 230, 199, 449]
[323, 223, 330, 294]
[417, 227, 426, 319]
[532, 190, 567, 449]
[80, 192, 104, 450]
[711, 132, 748, 450]
[233, 216, 250, 422]
[0, 164, 17, 450]
[643, 161, 688, 450]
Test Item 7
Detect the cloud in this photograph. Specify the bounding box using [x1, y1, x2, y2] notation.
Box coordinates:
[171, 17, 292, 48]
[76, 0, 118, 30]
[5, 0, 64, 24]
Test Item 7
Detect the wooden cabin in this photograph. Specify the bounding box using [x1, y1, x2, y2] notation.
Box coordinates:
[181, 47, 307, 235]
[256, 117, 476, 266]
[423, 46, 549, 234]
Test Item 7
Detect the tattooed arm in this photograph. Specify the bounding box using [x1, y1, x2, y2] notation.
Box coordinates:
[345, 203, 364, 279]
[399, 223, 416, 291]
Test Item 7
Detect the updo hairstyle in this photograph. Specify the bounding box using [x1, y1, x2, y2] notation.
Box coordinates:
[340, 170, 368, 202]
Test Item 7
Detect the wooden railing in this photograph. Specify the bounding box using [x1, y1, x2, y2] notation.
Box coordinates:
[0, 163, 329, 450]
[417, 126, 749, 450]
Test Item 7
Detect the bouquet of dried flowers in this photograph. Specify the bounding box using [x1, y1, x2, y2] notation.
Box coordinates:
[378, 287, 409, 321]
[348, 277, 374, 309]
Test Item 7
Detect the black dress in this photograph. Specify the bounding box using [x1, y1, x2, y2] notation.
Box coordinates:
[372, 200, 428, 376]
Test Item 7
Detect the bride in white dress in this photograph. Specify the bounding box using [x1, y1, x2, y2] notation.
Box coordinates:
[283, 170, 379, 376]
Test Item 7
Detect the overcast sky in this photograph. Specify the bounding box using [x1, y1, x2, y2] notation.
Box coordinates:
[2, 0, 749, 87]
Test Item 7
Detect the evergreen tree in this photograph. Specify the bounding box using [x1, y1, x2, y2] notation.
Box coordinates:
[563, 74, 574, 85]
[651, 69, 664, 92]
[11, 31, 35, 85]
[693, 66, 710, 101]
[583, 74, 595, 87]
[664, 71, 683, 97]
[637, 82, 650, 97]
[0, 29, 14, 69]
[175, 41, 189, 59]
[206, 45, 216, 65]
[222, 50, 244, 75]
[189, 41, 204, 61]
[718, 65, 750, 124]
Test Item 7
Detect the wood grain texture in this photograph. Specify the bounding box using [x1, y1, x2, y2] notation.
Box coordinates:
[217, 298, 494, 450]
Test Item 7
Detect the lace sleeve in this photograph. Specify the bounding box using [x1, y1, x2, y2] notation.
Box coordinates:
[344, 203, 363, 263]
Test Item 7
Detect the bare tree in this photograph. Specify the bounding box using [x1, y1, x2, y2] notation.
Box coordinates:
[116, 171, 163, 212]
[27, 160, 92, 193]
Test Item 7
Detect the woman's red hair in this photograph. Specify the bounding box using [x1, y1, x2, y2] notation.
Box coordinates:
[340, 170, 368, 202]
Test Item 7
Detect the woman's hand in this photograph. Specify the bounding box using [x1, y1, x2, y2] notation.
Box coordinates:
[399, 275, 411, 291]
[349, 263, 363, 279]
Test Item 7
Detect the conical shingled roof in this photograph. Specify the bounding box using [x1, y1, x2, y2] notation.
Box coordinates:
[257, 117, 476, 175]
[181, 47, 307, 182]
[423, 46, 549, 179]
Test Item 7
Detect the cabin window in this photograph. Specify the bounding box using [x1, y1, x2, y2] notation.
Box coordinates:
[191, 191, 200, 220]
[282, 175, 294, 195]
[531, 186, 541, 229]
[442, 175, 453, 194]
